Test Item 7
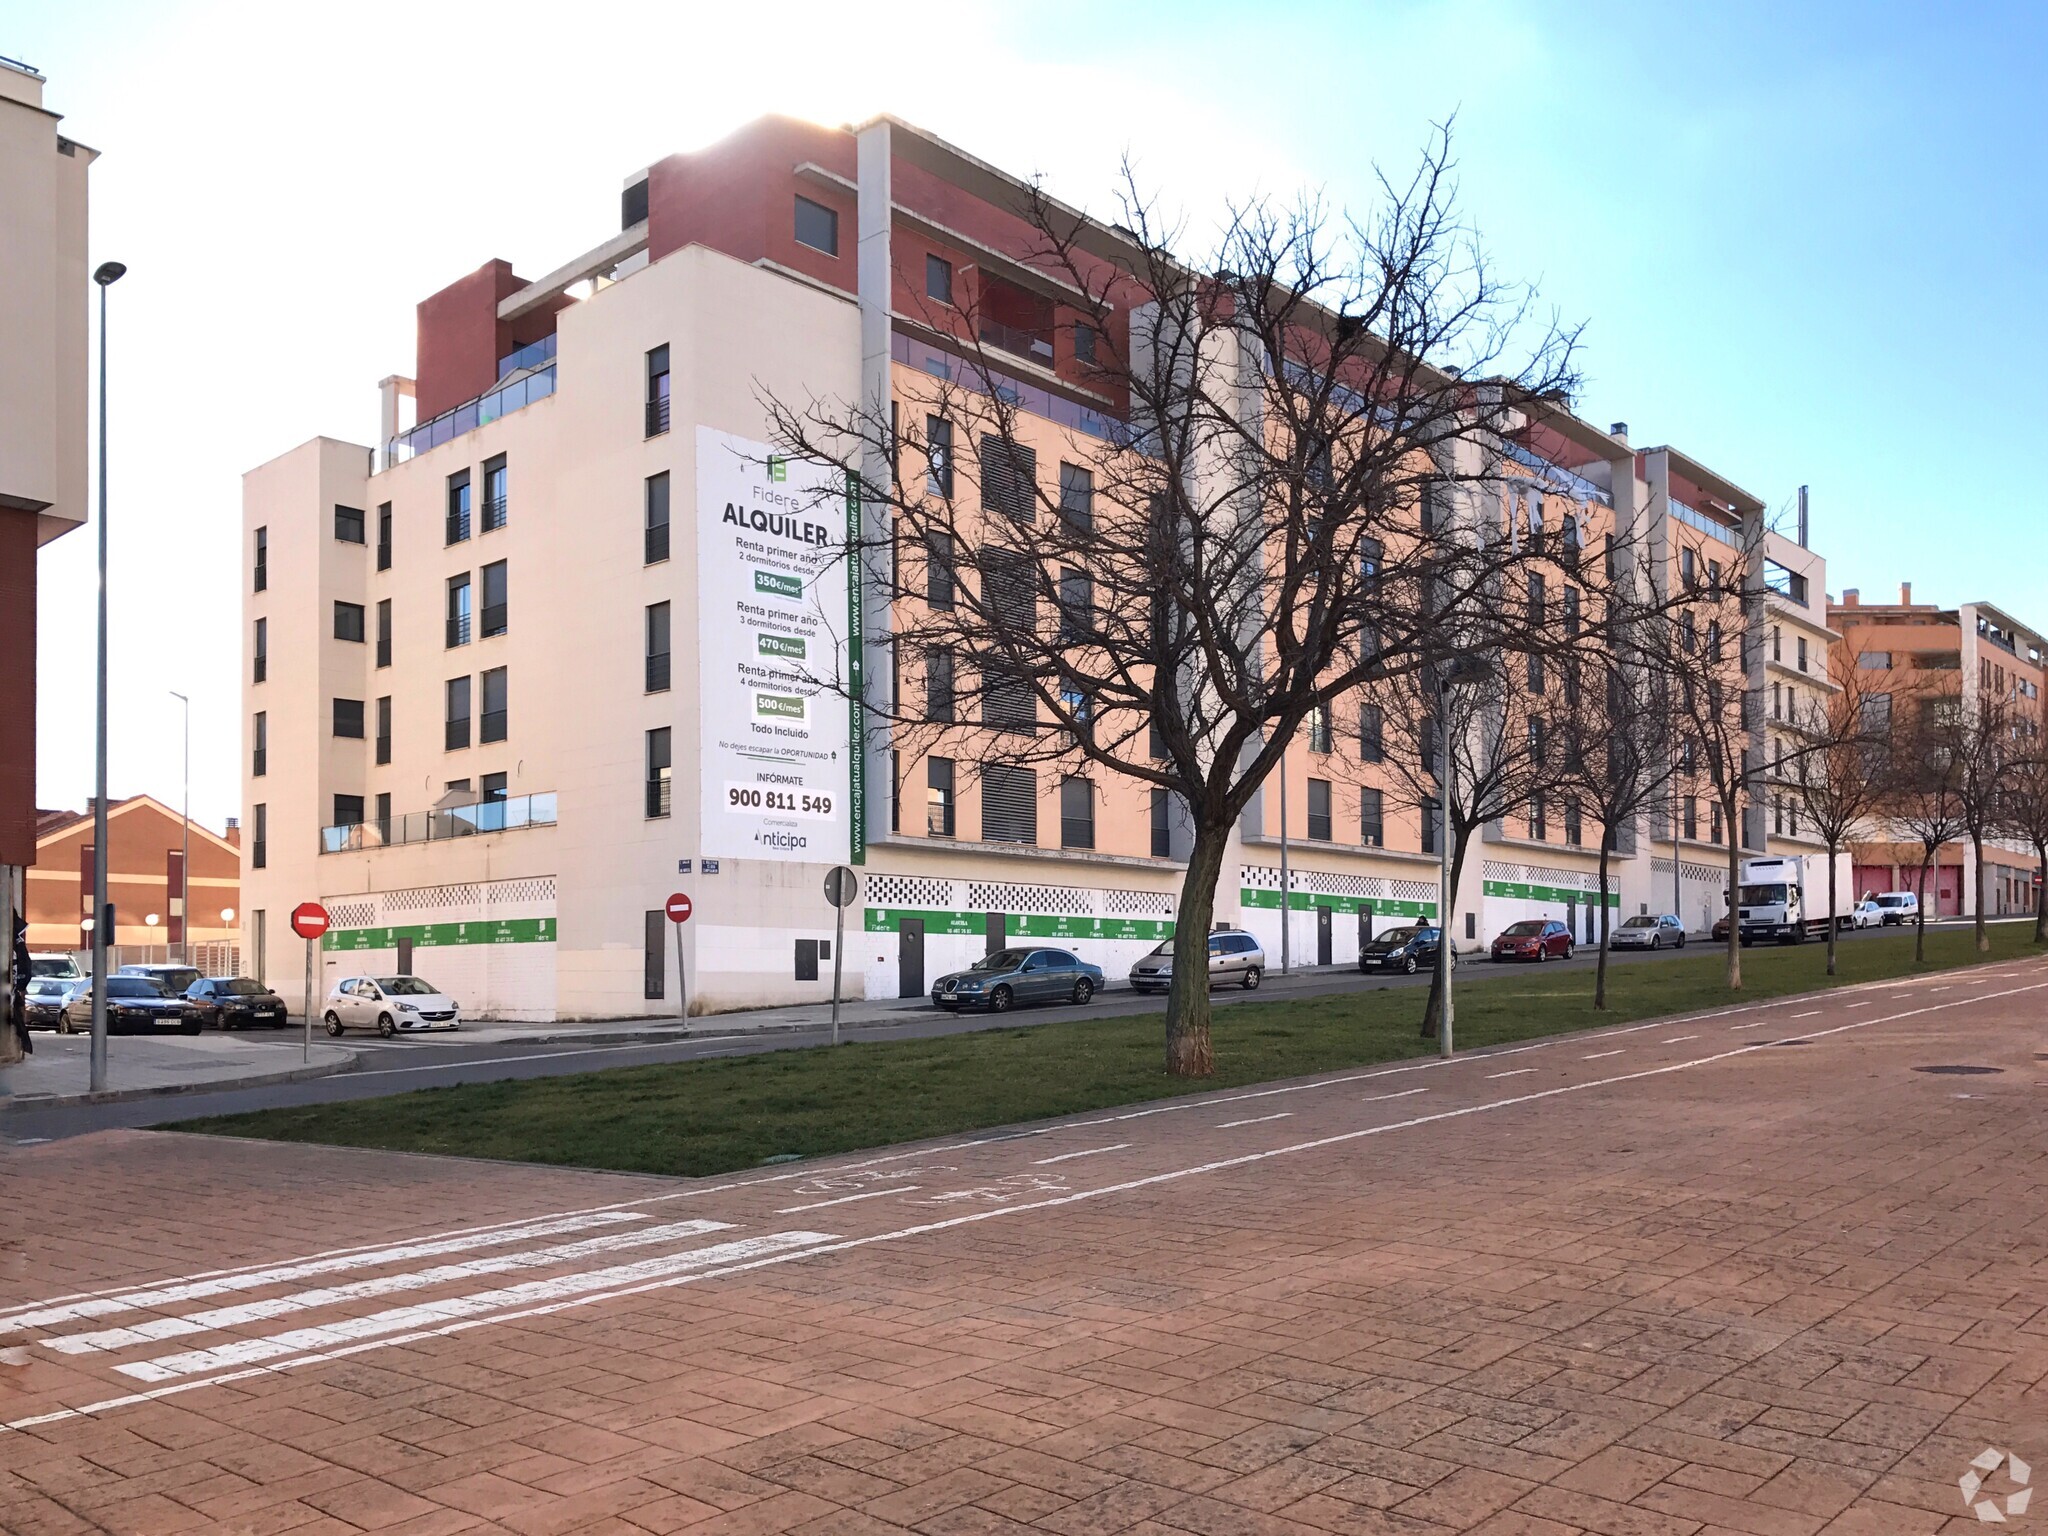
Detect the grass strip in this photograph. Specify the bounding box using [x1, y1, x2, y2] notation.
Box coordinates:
[180, 925, 2039, 1177]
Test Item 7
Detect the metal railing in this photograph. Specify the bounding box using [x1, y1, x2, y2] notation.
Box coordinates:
[481, 495, 507, 532]
[978, 319, 1054, 366]
[646, 394, 670, 436]
[446, 613, 470, 647]
[320, 791, 557, 853]
[498, 333, 556, 379]
[446, 718, 470, 750]
[646, 777, 671, 818]
[1670, 497, 1743, 548]
[252, 749, 266, 777]
[385, 365, 556, 467]
[646, 652, 671, 692]
[481, 604, 506, 638]
[446, 510, 470, 544]
[480, 710, 507, 744]
[645, 523, 669, 563]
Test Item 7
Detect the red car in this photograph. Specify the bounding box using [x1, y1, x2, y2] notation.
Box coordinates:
[1490, 918, 1575, 962]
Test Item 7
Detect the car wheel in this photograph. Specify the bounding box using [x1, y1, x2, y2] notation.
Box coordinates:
[377, 1013, 397, 1038]
[1677, 933, 1686, 947]
[1071, 978, 1094, 1005]
[57, 1008, 75, 1035]
[986, 985, 1012, 1013]
[1401, 955, 1417, 975]
[1241, 966, 1262, 990]
[1649, 934, 1661, 950]
[1565, 942, 1576, 960]
[1535, 946, 1547, 963]
[324, 1011, 345, 1036]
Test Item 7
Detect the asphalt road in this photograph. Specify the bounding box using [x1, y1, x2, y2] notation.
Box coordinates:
[0, 924, 1900, 1144]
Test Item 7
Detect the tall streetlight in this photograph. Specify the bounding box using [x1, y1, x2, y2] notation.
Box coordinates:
[170, 690, 189, 964]
[1434, 654, 1492, 1058]
[88, 258, 125, 1094]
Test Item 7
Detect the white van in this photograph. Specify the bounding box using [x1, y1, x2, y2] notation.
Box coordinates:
[1872, 891, 1920, 926]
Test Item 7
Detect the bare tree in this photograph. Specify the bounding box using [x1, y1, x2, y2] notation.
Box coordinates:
[1781, 651, 1908, 976]
[1999, 737, 2048, 945]
[1884, 694, 1968, 963]
[768, 127, 1593, 1076]
[1953, 692, 2019, 954]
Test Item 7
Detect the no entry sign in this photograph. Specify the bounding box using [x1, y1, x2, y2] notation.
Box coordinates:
[290, 902, 330, 940]
[665, 892, 693, 924]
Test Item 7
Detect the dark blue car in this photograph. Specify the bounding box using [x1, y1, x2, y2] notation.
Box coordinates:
[1358, 924, 1451, 975]
[932, 947, 1104, 1012]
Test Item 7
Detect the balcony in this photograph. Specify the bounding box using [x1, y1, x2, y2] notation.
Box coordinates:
[481, 495, 507, 532]
[320, 791, 557, 853]
[978, 318, 1054, 367]
[498, 333, 555, 379]
[385, 365, 556, 467]
[446, 613, 471, 648]
[1669, 497, 1742, 549]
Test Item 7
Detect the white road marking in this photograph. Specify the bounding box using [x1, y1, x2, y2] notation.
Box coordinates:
[1583, 1050, 1624, 1060]
[0, 1212, 652, 1332]
[1215, 1112, 1293, 1128]
[1486, 1069, 1535, 1079]
[1844, 1001, 1869, 1008]
[776, 1187, 919, 1213]
[1790, 1011, 1820, 1019]
[13, 977, 2046, 1436]
[1665, 1035, 1699, 1042]
[1032, 1144, 1130, 1166]
[1730, 1021, 1769, 1030]
[41, 1219, 735, 1355]
[1361, 1088, 1427, 1103]
[115, 1230, 836, 1383]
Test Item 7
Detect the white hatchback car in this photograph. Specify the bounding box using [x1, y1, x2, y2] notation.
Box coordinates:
[323, 976, 461, 1037]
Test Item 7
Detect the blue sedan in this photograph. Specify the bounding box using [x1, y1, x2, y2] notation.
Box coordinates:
[931, 947, 1104, 1012]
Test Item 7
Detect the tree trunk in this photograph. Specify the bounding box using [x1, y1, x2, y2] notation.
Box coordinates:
[1825, 840, 1840, 978]
[1914, 849, 1932, 964]
[2036, 842, 2048, 945]
[1971, 831, 1989, 952]
[1420, 833, 1470, 1039]
[1165, 823, 1230, 1077]
[1594, 839, 1613, 1010]
[1723, 799, 1742, 990]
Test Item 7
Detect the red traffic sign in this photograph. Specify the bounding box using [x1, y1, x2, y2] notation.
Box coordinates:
[290, 902, 330, 940]
[665, 892, 693, 924]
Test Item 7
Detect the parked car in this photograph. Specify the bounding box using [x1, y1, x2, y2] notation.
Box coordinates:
[1490, 919, 1574, 962]
[1128, 930, 1265, 994]
[100, 974, 202, 1034]
[1713, 914, 1731, 942]
[1610, 913, 1685, 950]
[118, 963, 205, 997]
[1872, 891, 1920, 926]
[934, 948, 1105, 1012]
[188, 976, 289, 1029]
[323, 976, 461, 1037]
[1847, 898, 1886, 930]
[29, 953, 81, 980]
[23, 975, 89, 1031]
[1358, 925, 1451, 975]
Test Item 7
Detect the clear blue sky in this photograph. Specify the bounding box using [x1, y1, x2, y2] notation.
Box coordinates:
[14, 0, 2046, 828]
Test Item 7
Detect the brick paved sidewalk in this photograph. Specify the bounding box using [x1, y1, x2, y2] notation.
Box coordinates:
[1, 964, 2045, 1534]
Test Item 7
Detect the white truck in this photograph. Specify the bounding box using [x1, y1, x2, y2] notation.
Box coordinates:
[1735, 854, 1855, 944]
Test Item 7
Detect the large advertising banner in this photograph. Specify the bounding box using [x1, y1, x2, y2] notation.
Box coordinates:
[696, 427, 853, 863]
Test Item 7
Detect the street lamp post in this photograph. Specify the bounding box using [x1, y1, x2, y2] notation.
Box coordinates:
[1434, 655, 1492, 1058]
[1277, 749, 1290, 974]
[88, 258, 125, 1095]
[171, 690, 189, 965]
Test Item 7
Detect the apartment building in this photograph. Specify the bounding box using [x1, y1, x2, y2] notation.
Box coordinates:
[0, 58, 93, 1049]
[1830, 585, 2043, 915]
[243, 113, 1813, 1019]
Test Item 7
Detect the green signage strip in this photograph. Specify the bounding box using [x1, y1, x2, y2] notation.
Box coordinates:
[758, 633, 806, 659]
[846, 469, 866, 867]
[1239, 888, 1436, 919]
[323, 917, 556, 953]
[1483, 879, 1620, 907]
[864, 907, 1173, 943]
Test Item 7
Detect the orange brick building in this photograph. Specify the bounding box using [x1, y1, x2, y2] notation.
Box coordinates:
[27, 795, 241, 959]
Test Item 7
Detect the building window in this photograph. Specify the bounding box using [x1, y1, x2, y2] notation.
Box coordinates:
[1358, 704, 1383, 762]
[478, 560, 508, 638]
[373, 792, 391, 841]
[1059, 678, 1092, 723]
[1563, 586, 1580, 637]
[1679, 546, 1696, 589]
[1771, 625, 1782, 663]
[481, 455, 508, 532]
[1797, 636, 1809, 672]
[982, 665, 1036, 732]
[375, 695, 391, 765]
[1307, 778, 1333, 841]
[1308, 704, 1332, 755]
[253, 617, 267, 684]
[925, 253, 952, 303]
[645, 345, 670, 436]
[334, 794, 364, 830]
[1422, 801, 1441, 856]
[445, 677, 471, 750]
[480, 667, 508, 744]
[644, 910, 665, 1000]
[1151, 788, 1172, 857]
[925, 415, 954, 498]
[333, 600, 365, 643]
[446, 573, 471, 648]
[329, 698, 362, 739]
[794, 195, 839, 255]
[445, 471, 470, 544]
[1058, 463, 1094, 530]
[1360, 786, 1384, 847]
[1058, 567, 1092, 643]
[481, 771, 507, 803]
[1073, 322, 1098, 365]
[1150, 719, 1167, 761]
[376, 598, 392, 668]
[1682, 796, 1698, 840]
[335, 504, 365, 544]
[646, 727, 672, 817]
[979, 434, 1037, 521]
[252, 711, 267, 777]
[1710, 801, 1724, 845]
[252, 804, 267, 870]
[982, 763, 1037, 844]
[890, 750, 902, 833]
[925, 530, 955, 609]
[925, 646, 955, 721]
[376, 502, 392, 570]
[254, 525, 268, 592]
[646, 602, 671, 692]
[1528, 791, 1547, 842]
[1564, 797, 1582, 847]
[927, 757, 956, 837]
[645, 471, 670, 562]
[1060, 776, 1095, 850]
[1707, 558, 1723, 595]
